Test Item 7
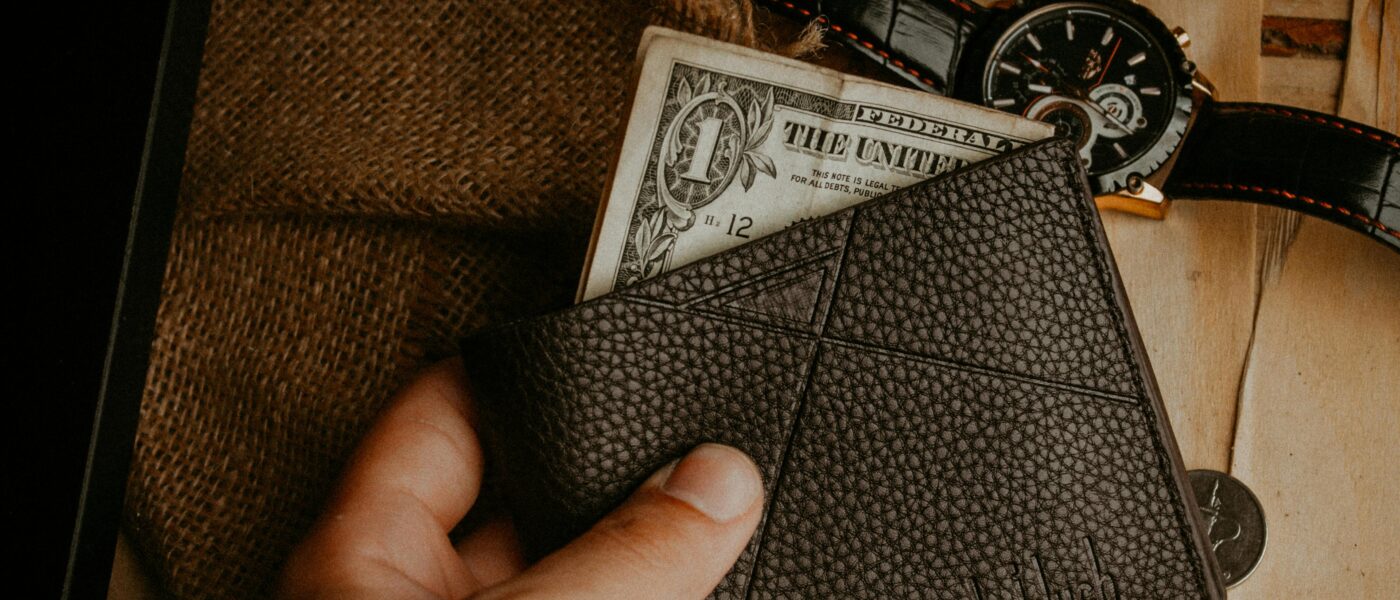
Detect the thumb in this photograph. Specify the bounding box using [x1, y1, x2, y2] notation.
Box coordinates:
[474, 443, 764, 599]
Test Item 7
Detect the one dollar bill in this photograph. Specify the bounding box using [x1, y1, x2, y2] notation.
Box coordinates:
[578, 27, 1053, 301]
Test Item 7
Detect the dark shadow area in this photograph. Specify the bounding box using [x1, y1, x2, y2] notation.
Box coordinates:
[12, 2, 169, 595]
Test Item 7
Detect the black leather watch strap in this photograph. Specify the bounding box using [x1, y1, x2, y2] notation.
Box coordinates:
[1165, 100, 1400, 251]
[762, 0, 990, 93]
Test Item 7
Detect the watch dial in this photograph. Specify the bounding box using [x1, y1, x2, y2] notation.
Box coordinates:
[981, 3, 1188, 190]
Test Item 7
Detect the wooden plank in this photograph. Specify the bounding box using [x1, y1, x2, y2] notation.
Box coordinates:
[1265, 0, 1354, 20]
[1260, 55, 1343, 113]
[1339, 0, 1383, 124]
[1376, 0, 1399, 133]
[1147, 0, 1262, 100]
[1112, 2, 1399, 596]
[1230, 1, 1400, 597]
[1099, 0, 1263, 473]
[1228, 223, 1400, 599]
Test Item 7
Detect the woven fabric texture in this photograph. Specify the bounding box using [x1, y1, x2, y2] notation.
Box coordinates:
[122, 0, 834, 596]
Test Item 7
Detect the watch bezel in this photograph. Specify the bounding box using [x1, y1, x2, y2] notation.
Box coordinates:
[954, 0, 1195, 197]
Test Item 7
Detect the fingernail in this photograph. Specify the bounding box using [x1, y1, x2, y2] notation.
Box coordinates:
[660, 443, 762, 523]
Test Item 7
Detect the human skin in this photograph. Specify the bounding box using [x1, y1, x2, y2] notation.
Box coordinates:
[278, 358, 764, 599]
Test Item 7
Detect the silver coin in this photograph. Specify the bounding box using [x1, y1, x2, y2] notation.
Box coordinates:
[1188, 469, 1266, 588]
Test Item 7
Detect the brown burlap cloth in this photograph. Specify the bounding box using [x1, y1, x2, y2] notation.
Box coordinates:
[122, 1, 885, 597]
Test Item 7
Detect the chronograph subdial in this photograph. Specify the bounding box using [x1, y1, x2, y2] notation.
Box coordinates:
[1088, 83, 1146, 137]
[974, 2, 1195, 193]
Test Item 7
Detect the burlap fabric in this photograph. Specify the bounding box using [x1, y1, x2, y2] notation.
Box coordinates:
[121, 1, 871, 597]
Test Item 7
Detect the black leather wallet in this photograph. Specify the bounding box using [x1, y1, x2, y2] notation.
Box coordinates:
[460, 138, 1226, 598]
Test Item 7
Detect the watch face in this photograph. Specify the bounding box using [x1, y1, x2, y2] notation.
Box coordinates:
[977, 2, 1192, 193]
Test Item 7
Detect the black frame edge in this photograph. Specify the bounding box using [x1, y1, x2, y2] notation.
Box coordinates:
[62, 0, 211, 597]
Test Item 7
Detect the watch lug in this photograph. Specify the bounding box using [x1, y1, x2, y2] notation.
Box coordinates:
[1096, 180, 1170, 219]
[1172, 26, 1191, 48]
[1192, 72, 1217, 99]
[1097, 69, 1210, 219]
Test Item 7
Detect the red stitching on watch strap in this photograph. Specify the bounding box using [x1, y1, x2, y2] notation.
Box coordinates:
[1226, 103, 1400, 150]
[1178, 182, 1399, 239]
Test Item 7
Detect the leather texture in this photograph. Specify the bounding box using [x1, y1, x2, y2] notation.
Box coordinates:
[1166, 100, 1400, 252]
[460, 139, 1227, 598]
[762, 0, 986, 94]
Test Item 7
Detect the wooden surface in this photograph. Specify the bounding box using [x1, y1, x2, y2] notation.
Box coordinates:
[1232, 1, 1399, 597]
[1116, 1, 1400, 597]
[1102, 0, 1264, 475]
[1231, 222, 1400, 597]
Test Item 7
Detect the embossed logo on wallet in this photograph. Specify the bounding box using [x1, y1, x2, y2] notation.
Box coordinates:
[967, 537, 1119, 600]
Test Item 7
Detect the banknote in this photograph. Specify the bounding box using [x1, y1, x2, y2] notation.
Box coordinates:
[578, 27, 1054, 300]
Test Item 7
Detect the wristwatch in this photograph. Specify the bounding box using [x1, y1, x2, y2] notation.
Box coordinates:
[761, 0, 1400, 251]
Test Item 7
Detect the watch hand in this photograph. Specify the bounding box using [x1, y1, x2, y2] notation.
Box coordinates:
[1082, 99, 1133, 134]
[1095, 37, 1123, 87]
[1021, 52, 1050, 74]
[1043, 61, 1084, 98]
[1035, 64, 1083, 98]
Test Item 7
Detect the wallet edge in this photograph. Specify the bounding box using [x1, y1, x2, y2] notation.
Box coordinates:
[1058, 150, 1229, 599]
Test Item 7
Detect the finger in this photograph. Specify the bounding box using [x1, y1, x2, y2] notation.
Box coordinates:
[332, 357, 484, 529]
[280, 358, 484, 599]
[474, 443, 764, 600]
[455, 516, 527, 587]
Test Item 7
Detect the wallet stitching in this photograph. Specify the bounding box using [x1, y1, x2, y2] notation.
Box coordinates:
[1063, 155, 1211, 597]
[739, 213, 861, 600]
[630, 294, 1147, 407]
[708, 267, 829, 325]
[680, 248, 843, 312]
[824, 339, 1138, 405]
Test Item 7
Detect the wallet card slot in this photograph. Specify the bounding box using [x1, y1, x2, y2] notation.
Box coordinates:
[823, 152, 1140, 399]
[743, 344, 1206, 598]
[738, 212, 863, 600]
[822, 338, 1139, 406]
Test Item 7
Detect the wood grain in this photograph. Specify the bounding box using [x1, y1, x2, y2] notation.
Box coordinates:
[1111, 1, 1400, 597]
[1230, 0, 1400, 597]
[1379, 0, 1399, 133]
[1336, 0, 1399, 134]
[1103, 0, 1263, 474]
[1339, 0, 1385, 125]
[1229, 223, 1400, 598]
[1265, 0, 1354, 20]
[1261, 55, 1344, 112]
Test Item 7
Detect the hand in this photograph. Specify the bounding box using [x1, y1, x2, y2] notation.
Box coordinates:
[278, 358, 765, 599]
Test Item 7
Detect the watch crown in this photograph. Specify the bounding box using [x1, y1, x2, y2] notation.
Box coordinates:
[1172, 27, 1191, 48]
